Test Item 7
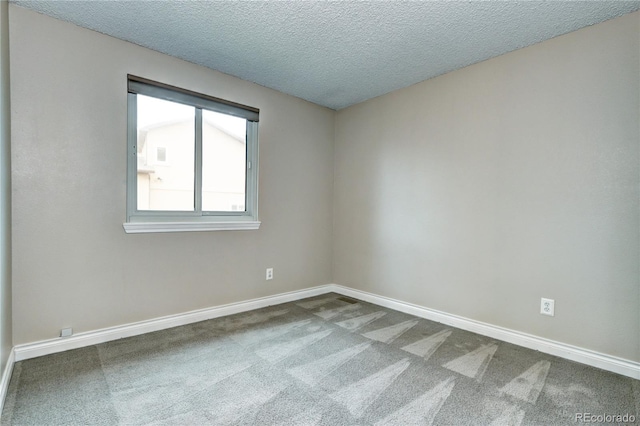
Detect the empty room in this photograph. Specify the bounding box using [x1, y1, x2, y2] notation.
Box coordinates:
[0, 1, 638, 425]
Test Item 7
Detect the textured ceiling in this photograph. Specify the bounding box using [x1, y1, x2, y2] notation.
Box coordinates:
[11, 1, 640, 110]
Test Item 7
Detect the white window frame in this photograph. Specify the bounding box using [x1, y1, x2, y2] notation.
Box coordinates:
[123, 75, 260, 233]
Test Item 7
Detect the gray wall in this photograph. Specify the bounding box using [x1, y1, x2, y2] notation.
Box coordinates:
[1, 0, 12, 372]
[9, 6, 335, 345]
[334, 12, 640, 362]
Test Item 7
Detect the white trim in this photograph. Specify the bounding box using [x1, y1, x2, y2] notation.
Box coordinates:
[9, 283, 640, 381]
[123, 220, 261, 233]
[13, 285, 327, 362]
[0, 348, 15, 413]
[327, 284, 640, 380]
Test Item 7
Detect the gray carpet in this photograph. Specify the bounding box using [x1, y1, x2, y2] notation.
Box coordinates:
[2, 293, 639, 425]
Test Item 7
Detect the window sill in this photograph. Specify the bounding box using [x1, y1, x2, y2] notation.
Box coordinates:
[123, 221, 261, 234]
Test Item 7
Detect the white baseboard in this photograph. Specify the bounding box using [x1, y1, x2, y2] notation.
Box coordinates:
[328, 284, 640, 380]
[13, 285, 331, 362]
[10, 283, 640, 381]
[0, 347, 15, 413]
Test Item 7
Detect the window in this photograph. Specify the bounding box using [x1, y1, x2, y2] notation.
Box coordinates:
[155, 147, 167, 164]
[124, 75, 260, 233]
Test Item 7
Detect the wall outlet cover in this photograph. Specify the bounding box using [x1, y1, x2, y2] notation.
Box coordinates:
[540, 298, 555, 316]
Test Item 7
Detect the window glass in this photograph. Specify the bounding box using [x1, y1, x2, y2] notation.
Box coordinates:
[136, 95, 194, 211]
[202, 109, 247, 212]
[156, 147, 167, 163]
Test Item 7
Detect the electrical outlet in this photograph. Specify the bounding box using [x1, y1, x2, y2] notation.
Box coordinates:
[266, 268, 273, 280]
[540, 298, 554, 316]
[60, 327, 73, 338]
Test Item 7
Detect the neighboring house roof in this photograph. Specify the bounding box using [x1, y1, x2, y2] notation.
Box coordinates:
[137, 117, 244, 154]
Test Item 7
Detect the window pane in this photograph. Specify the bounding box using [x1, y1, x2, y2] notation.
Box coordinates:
[156, 147, 167, 163]
[136, 95, 195, 211]
[202, 109, 247, 212]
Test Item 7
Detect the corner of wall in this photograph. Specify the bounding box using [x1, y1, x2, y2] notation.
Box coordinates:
[0, 0, 14, 389]
[330, 108, 339, 283]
